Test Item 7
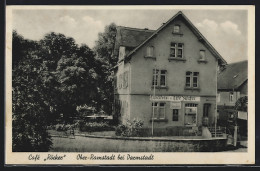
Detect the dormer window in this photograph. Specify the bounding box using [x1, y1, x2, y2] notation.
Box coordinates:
[146, 46, 154, 57]
[173, 25, 180, 33]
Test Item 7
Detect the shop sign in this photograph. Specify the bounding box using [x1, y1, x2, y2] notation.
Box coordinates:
[150, 95, 200, 102]
[170, 102, 181, 109]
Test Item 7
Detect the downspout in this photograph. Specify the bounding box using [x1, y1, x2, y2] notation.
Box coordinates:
[215, 60, 218, 137]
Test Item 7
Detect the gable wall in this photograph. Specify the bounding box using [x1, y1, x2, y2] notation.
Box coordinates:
[130, 17, 218, 96]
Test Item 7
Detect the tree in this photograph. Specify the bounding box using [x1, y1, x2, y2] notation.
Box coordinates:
[235, 96, 248, 112]
[93, 23, 117, 115]
[12, 31, 52, 151]
[54, 44, 99, 122]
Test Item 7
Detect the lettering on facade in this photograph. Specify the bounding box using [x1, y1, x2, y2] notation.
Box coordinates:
[170, 102, 182, 109]
[150, 95, 200, 102]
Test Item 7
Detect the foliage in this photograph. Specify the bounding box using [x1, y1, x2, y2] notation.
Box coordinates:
[12, 32, 52, 151]
[12, 26, 117, 151]
[79, 121, 114, 132]
[234, 96, 248, 112]
[115, 119, 144, 137]
[93, 23, 117, 115]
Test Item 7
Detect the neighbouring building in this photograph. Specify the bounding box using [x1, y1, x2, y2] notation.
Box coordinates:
[112, 11, 227, 134]
[217, 60, 248, 123]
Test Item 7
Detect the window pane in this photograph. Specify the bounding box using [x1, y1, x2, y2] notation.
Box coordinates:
[161, 70, 166, 74]
[186, 71, 192, 75]
[171, 42, 176, 47]
[170, 48, 176, 57]
[160, 75, 166, 86]
[193, 72, 199, 76]
[178, 43, 183, 48]
[160, 103, 165, 107]
[177, 49, 183, 58]
[193, 77, 198, 87]
[186, 77, 191, 87]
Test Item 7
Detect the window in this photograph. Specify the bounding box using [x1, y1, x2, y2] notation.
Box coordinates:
[199, 50, 206, 60]
[146, 46, 154, 57]
[152, 69, 159, 86]
[170, 43, 183, 58]
[170, 43, 177, 58]
[152, 102, 166, 119]
[172, 109, 179, 121]
[229, 92, 234, 102]
[177, 44, 184, 58]
[160, 70, 166, 87]
[193, 72, 199, 88]
[152, 69, 167, 87]
[186, 71, 199, 88]
[203, 103, 211, 117]
[173, 25, 180, 33]
[184, 103, 198, 126]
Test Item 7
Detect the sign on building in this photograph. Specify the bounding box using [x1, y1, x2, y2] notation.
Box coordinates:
[170, 102, 182, 109]
[150, 95, 200, 102]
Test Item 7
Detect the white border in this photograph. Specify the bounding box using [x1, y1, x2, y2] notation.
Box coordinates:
[5, 5, 255, 165]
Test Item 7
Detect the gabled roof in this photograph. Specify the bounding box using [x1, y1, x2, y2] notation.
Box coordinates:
[113, 26, 154, 58]
[120, 11, 227, 66]
[218, 60, 248, 90]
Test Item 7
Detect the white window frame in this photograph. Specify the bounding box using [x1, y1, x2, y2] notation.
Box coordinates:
[186, 71, 199, 88]
[170, 43, 177, 58]
[170, 43, 184, 58]
[177, 43, 184, 58]
[152, 69, 159, 86]
[185, 71, 192, 87]
[193, 72, 199, 88]
[152, 69, 167, 87]
[152, 102, 166, 119]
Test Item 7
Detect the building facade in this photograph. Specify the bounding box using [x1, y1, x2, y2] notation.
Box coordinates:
[217, 60, 248, 121]
[112, 11, 227, 130]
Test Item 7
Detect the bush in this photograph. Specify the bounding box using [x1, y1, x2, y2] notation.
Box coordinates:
[79, 121, 114, 132]
[115, 119, 144, 137]
[115, 124, 127, 136]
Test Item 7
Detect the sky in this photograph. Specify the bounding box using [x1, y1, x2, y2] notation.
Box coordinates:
[12, 8, 248, 64]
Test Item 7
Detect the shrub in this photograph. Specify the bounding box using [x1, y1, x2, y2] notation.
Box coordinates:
[115, 124, 127, 136]
[115, 118, 144, 137]
[79, 121, 114, 132]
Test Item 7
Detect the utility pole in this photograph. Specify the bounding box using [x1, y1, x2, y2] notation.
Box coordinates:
[152, 65, 156, 136]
